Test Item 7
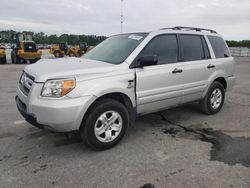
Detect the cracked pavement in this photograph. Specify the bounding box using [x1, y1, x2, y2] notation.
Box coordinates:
[0, 57, 250, 188]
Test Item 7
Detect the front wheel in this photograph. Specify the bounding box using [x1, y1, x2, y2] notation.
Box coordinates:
[80, 99, 130, 150]
[200, 81, 225, 115]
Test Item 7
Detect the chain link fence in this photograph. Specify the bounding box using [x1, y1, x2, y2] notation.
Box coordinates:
[230, 47, 250, 57]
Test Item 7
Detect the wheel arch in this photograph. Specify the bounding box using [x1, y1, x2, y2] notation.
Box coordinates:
[79, 92, 136, 131]
[203, 71, 228, 98]
[214, 77, 227, 90]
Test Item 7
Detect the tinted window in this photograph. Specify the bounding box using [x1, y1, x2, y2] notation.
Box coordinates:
[208, 36, 230, 58]
[140, 35, 178, 64]
[180, 35, 204, 61]
[24, 42, 37, 52]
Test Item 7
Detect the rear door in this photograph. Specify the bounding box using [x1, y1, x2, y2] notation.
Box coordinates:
[134, 34, 183, 115]
[179, 34, 213, 103]
[206, 35, 234, 80]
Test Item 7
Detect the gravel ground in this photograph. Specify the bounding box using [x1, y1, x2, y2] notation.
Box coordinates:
[0, 57, 250, 188]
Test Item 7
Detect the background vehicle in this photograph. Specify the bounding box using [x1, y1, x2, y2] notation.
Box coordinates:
[16, 27, 235, 150]
[50, 42, 88, 57]
[49, 42, 68, 57]
[0, 47, 6, 64]
[68, 42, 88, 57]
[11, 32, 42, 64]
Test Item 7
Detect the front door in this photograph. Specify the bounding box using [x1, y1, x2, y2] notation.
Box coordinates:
[134, 34, 183, 115]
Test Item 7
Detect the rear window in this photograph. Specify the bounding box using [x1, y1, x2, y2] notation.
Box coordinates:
[24, 42, 37, 52]
[180, 35, 205, 61]
[207, 36, 230, 58]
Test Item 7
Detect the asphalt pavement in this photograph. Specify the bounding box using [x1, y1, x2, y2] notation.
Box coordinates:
[0, 57, 250, 188]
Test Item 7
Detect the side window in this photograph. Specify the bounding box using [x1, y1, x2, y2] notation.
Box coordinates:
[140, 35, 178, 65]
[180, 35, 205, 61]
[207, 36, 230, 58]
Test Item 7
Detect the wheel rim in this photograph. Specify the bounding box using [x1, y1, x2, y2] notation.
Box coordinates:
[94, 111, 123, 143]
[210, 88, 223, 109]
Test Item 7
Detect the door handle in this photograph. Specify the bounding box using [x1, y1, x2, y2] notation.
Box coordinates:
[207, 64, 215, 69]
[172, 68, 183, 74]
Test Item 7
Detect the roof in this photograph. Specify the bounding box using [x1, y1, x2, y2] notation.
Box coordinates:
[114, 26, 221, 38]
[160, 26, 217, 33]
[149, 26, 222, 37]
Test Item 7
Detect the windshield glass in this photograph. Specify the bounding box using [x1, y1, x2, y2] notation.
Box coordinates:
[83, 33, 148, 64]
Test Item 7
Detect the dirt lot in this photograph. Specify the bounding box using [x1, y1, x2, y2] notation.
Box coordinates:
[0, 57, 250, 188]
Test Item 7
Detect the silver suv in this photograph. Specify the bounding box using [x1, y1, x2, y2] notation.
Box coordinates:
[16, 27, 235, 150]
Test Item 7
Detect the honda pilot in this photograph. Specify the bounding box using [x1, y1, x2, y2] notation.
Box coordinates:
[16, 27, 235, 150]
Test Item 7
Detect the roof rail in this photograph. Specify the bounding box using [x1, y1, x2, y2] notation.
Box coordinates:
[160, 26, 217, 34]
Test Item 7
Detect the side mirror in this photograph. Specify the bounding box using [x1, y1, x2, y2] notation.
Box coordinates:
[137, 55, 158, 68]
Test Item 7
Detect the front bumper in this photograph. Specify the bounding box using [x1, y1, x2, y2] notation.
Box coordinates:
[16, 83, 96, 133]
[16, 96, 53, 131]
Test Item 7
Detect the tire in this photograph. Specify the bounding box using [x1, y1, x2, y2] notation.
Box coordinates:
[30, 58, 40, 64]
[77, 51, 82, 57]
[80, 99, 130, 150]
[54, 51, 60, 58]
[0, 56, 6, 64]
[69, 52, 74, 57]
[200, 81, 225, 115]
[11, 53, 15, 64]
[15, 55, 21, 64]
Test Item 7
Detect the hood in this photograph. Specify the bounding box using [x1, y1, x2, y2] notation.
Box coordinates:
[24, 57, 117, 82]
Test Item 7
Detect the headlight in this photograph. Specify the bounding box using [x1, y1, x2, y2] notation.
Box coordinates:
[41, 78, 75, 97]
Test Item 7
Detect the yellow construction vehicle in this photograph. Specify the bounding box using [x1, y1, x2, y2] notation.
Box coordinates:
[68, 42, 88, 57]
[50, 42, 88, 58]
[0, 47, 7, 64]
[11, 32, 42, 64]
[49, 43, 68, 58]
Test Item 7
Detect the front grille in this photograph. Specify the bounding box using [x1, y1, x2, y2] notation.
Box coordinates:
[19, 72, 35, 96]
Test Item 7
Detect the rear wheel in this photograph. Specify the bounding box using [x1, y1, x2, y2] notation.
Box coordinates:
[80, 99, 130, 150]
[54, 51, 60, 58]
[200, 81, 225, 115]
[77, 51, 82, 57]
[69, 52, 74, 57]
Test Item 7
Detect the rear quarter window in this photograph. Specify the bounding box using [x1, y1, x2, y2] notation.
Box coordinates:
[207, 36, 230, 58]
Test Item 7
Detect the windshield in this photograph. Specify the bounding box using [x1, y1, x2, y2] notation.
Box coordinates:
[83, 33, 148, 64]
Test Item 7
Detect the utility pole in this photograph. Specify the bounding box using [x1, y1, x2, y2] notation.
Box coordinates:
[121, 0, 124, 33]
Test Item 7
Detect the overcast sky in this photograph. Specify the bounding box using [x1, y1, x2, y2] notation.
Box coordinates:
[0, 0, 249, 40]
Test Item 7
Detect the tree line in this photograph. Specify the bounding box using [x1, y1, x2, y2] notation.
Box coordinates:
[33, 32, 107, 46]
[0, 30, 107, 46]
[226, 40, 250, 48]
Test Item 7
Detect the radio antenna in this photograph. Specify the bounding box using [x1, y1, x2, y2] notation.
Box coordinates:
[121, 0, 124, 33]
